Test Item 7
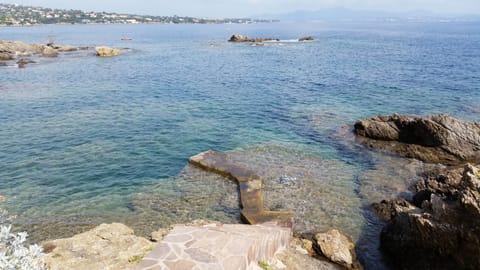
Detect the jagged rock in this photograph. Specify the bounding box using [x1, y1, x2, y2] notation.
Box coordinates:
[228, 34, 278, 42]
[0, 195, 5, 202]
[43, 223, 153, 270]
[95, 46, 123, 57]
[314, 229, 362, 269]
[372, 198, 417, 221]
[354, 114, 480, 164]
[379, 164, 480, 270]
[299, 36, 314, 41]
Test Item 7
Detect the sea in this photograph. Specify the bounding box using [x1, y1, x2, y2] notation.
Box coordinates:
[1, 21, 479, 269]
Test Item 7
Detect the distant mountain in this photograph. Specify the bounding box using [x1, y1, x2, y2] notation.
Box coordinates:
[254, 8, 480, 22]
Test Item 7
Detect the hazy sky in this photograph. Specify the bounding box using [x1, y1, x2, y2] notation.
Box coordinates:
[2, 0, 480, 17]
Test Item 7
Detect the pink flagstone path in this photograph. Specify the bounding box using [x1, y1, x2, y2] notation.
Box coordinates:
[134, 222, 291, 270]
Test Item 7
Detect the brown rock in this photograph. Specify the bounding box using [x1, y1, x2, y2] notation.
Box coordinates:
[314, 229, 362, 269]
[354, 114, 480, 164]
[380, 164, 480, 270]
[372, 198, 417, 221]
[228, 34, 278, 42]
[0, 52, 14, 61]
[299, 36, 314, 41]
[0, 195, 6, 202]
[274, 240, 344, 270]
[43, 223, 153, 270]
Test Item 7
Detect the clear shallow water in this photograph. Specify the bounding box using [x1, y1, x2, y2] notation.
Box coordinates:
[1, 21, 479, 269]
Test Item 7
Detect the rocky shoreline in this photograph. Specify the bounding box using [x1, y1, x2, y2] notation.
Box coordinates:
[41, 220, 361, 270]
[355, 114, 480, 269]
[0, 40, 125, 67]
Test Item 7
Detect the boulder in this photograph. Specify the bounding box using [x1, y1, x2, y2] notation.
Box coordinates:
[274, 238, 344, 270]
[377, 164, 480, 270]
[42, 46, 58, 57]
[299, 36, 314, 41]
[354, 114, 480, 164]
[43, 223, 153, 270]
[95, 46, 123, 57]
[314, 229, 362, 269]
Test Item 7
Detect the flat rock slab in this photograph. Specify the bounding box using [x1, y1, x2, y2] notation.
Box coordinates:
[189, 150, 294, 226]
[135, 223, 291, 270]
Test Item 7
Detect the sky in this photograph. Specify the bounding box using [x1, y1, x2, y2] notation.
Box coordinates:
[2, 0, 480, 18]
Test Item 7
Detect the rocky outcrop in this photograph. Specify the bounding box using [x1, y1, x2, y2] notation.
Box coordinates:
[43, 223, 153, 270]
[375, 164, 480, 270]
[354, 114, 480, 164]
[0, 40, 86, 67]
[299, 36, 314, 41]
[314, 229, 362, 270]
[95, 46, 123, 57]
[229, 34, 279, 42]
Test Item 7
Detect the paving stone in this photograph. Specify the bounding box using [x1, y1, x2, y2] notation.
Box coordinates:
[223, 256, 247, 270]
[133, 259, 158, 269]
[144, 243, 170, 260]
[136, 223, 291, 270]
[164, 259, 196, 270]
[185, 248, 218, 263]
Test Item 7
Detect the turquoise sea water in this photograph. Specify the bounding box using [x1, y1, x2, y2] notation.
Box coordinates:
[1, 21, 479, 269]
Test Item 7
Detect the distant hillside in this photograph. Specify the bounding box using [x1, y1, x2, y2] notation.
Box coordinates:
[255, 8, 480, 22]
[0, 3, 275, 26]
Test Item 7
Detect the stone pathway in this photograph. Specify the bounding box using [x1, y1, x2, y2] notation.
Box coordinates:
[189, 150, 294, 226]
[134, 222, 291, 270]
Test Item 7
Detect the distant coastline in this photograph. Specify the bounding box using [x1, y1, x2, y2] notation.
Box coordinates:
[0, 3, 277, 27]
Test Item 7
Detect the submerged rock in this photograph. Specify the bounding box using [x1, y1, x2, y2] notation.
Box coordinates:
[354, 114, 480, 164]
[43, 223, 153, 270]
[189, 149, 295, 227]
[95, 46, 123, 57]
[16, 58, 36, 68]
[376, 164, 480, 270]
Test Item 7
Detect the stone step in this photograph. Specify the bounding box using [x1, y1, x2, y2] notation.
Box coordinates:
[134, 223, 292, 270]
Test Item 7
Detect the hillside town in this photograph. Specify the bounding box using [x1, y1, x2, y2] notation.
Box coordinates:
[0, 3, 275, 26]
